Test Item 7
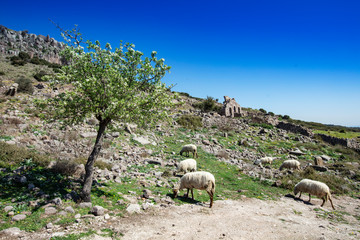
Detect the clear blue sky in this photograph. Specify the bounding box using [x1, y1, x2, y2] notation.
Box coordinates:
[1, 0, 360, 126]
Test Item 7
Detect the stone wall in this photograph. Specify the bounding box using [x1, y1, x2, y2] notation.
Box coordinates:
[0, 25, 65, 64]
[276, 121, 313, 137]
[316, 133, 360, 152]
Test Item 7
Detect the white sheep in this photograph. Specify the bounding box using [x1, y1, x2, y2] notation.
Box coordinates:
[180, 144, 198, 158]
[259, 156, 277, 165]
[279, 159, 301, 171]
[173, 171, 215, 208]
[294, 179, 335, 210]
[177, 159, 197, 173]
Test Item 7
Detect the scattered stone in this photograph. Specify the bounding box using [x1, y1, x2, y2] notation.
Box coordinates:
[7, 211, 14, 216]
[126, 204, 141, 214]
[58, 211, 67, 216]
[79, 202, 92, 208]
[52, 232, 66, 237]
[142, 202, 154, 210]
[202, 139, 211, 145]
[46, 223, 54, 229]
[104, 213, 110, 220]
[52, 197, 62, 206]
[12, 214, 26, 221]
[142, 189, 152, 199]
[81, 214, 95, 219]
[314, 156, 324, 166]
[4, 206, 13, 212]
[65, 206, 75, 213]
[145, 159, 163, 166]
[91, 205, 105, 216]
[74, 214, 81, 219]
[0, 227, 23, 236]
[320, 155, 331, 161]
[45, 207, 57, 215]
[289, 149, 305, 156]
[80, 132, 98, 138]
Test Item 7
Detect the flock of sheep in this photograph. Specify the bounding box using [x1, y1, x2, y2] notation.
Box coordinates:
[173, 144, 335, 210]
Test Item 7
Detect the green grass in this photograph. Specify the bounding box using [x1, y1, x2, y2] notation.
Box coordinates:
[314, 130, 360, 139]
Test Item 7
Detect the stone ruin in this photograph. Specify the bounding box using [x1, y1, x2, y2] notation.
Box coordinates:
[221, 96, 242, 117]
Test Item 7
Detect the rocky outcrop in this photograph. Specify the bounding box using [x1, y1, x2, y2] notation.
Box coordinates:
[0, 25, 65, 64]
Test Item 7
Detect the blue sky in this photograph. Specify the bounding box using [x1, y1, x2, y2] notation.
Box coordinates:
[1, 0, 360, 126]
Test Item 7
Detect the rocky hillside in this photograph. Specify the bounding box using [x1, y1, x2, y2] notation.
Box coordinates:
[0, 42, 360, 239]
[0, 25, 64, 64]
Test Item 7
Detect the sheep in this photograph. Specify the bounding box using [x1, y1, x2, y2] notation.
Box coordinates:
[279, 159, 301, 171]
[180, 144, 198, 158]
[259, 156, 277, 165]
[173, 171, 215, 208]
[294, 179, 335, 210]
[177, 159, 197, 174]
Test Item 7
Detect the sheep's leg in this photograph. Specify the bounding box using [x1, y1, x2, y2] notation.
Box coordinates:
[329, 196, 335, 210]
[298, 192, 302, 198]
[207, 190, 214, 208]
[321, 197, 326, 207]
[185, 188, 189, 198]
[308, 194, 311, 202]
[191, 189, 194, 200]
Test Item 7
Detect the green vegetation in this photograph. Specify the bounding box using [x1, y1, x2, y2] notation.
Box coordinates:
[288, 118, 360, 133]
[176, 114, 203, 130]
[15, 77, 34, 94]
[314, 130, 360, 139]
[193, 96, 221, 113]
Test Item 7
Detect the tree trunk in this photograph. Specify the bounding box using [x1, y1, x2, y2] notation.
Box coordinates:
[81, 120, 109, 202]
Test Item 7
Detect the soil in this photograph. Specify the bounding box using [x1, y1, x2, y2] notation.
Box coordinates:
[4, 195, 360, 240]
[117, 195, 360, 240]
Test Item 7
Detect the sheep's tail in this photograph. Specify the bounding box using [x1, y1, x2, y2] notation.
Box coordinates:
[207, 180, 215, 208]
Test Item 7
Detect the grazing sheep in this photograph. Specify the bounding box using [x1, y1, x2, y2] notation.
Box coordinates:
[279, 159, 301, 171]
[177, 159, 197, 174]
[180, 144, 198, 158]
[294, 179, 335, 210]
[259, 156, 277, 165]
[173, 171, 215, 208]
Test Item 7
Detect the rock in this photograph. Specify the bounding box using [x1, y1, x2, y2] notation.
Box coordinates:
[79, 202, 92, 208]
[111, 132, 120, 138]
[145, 159, 163, 166]
[12, 214, 26, 221]
[133, 136, 155, 145]
[52, 232, 66, 237]
[46, 223, 54, 229]
[273, 180, 282, 187]
[0, 227, 23, 236]
[28, 183, 35, 190]
[91, 206, 105, 216]
[80, 132, 98, 138]
[65, 206, 75, 213]
[289, 149, 305, 156]
[142, 202, 154, 210]
[58, 211, 67, 216]
[314, 156, 324, 166]
[74, 213, 81, 219]
[74, 164, 85, 178]
[35, 83, 44, 89]
[311, 166, 328, 172]
[320, 155, 331, 161]
[45, 207, 57, 215]
[4, 206, 13, 212]
[142, 189, 152, 199]
[202, 139, 211, 145]
[104, 213, 110, 220]
[52, 197, 62, 206]
[7, 211, 14, 216]
[126, 204, 141, 214]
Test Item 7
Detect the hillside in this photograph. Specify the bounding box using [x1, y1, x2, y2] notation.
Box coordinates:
[0, 27, 360, 239]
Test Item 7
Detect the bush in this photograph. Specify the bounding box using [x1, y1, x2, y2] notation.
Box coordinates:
[10, 56, 27, 66]
[0, 71, 5, 76]
[193, 96, 221, 113]
[259, 108, 267, 114]
[177, 114, 203, 130]
[15, 77, 34, 94]
[0, 142, 51, 168]
[250, 123, 274, 129]
[268, 112, 275, 116]
[18, 51, 31, 61]
[283, 115, 290, 120]
[33, 70, 49, 82]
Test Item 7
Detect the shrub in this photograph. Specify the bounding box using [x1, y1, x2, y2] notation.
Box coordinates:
[268, 112, 275, 116]
[193, 96, 221, 113]
[283, 115, 290, 120]
[250, 123, 274, 129]
[15, 77, 34, 94]
[0, 71, 5, 76]
[176, 114, 203, 130]
[0, 142, 51, 168]
[33, 70, 49, 82]
[259, 108, 267, 114]
[18, 51, 31, 61]
[10, 56, 27, 66]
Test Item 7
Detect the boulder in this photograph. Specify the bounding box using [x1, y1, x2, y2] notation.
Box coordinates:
[126, 204, 141, 214]
[12, 214, 26, 221]
[91, 205, 105, 216]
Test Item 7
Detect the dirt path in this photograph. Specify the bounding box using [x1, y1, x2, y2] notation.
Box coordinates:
[116, 196, 360, 240]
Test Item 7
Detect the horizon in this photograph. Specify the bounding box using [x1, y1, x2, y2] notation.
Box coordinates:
[1, 0, 359, 127]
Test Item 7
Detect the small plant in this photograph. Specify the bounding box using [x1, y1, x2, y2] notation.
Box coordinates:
[33, 70, 49, 82]
[259, 108, 267, 114]
[15, 77, 34, 94]
[177, 114, 203, 130]
[268, 112, 275, 116]
[283, 115, 290, 120]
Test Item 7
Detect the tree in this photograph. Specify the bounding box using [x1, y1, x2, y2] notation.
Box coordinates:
[38, 32, 176, 202]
